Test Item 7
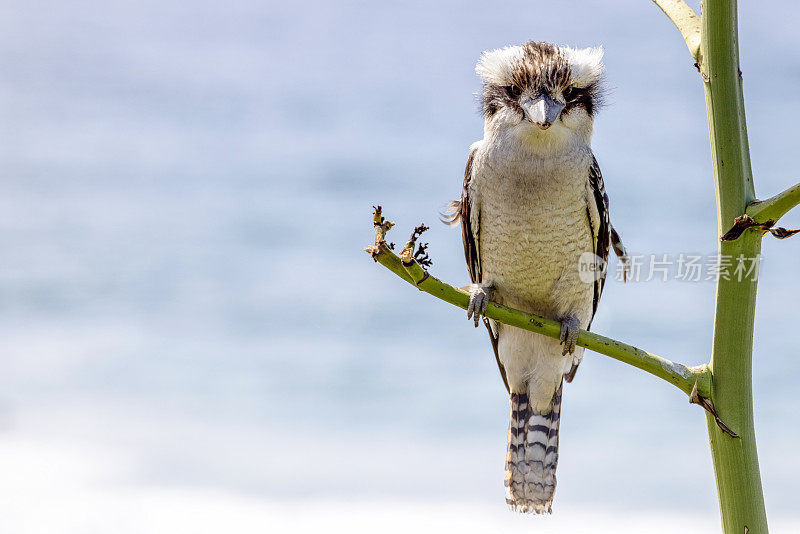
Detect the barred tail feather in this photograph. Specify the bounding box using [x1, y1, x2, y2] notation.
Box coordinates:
[504, 384, 563, 514]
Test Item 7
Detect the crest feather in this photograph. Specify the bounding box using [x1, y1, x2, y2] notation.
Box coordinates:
[476, 43, 603, 89]
[561, 46, 604, 88]
[475, 45, 525, 86]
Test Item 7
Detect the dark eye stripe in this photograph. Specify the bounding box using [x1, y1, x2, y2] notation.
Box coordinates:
[563, 86, 595, 115]
[482, 83, 525, 118]
[482, 78, 599, 118]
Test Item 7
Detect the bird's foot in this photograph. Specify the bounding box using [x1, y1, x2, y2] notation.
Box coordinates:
[466, 283, 493, 327]
[559, 316, 580, 355]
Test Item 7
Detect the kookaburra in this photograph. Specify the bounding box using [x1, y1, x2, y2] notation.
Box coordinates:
[444, 41, 628, 514]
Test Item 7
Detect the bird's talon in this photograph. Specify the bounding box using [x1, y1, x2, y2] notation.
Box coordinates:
[559, 316, 580, 356]
[466, 284, 493, 327]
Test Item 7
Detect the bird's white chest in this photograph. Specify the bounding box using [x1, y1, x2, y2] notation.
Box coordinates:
[472, 144, 594, 319]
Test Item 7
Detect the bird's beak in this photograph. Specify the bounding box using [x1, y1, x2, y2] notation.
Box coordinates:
[521, 94, 565, 130]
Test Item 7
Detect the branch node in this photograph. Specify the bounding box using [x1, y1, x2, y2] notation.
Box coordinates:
[721, 214, 800, 242]
[720, 214, 760, 241]
[689, 381, 739, 438]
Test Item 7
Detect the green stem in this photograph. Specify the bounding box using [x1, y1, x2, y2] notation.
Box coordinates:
[746, 180, 800, 224]
[700, 0, 768, 531]
[366, 241, 711, 398]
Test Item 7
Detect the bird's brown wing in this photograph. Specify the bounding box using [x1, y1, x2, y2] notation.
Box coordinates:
[565, 155, 618, 383]
[455, 146, 509, 392]
[459, 148, 481, 284]
[587, 155, 612, 320]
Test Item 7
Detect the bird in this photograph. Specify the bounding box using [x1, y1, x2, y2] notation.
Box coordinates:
[443, 41, 628, 514]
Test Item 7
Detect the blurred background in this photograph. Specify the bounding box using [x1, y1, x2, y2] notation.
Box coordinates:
[0, 0, 798, 532]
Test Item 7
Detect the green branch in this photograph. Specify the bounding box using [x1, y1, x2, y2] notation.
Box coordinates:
[365, 208, 712, 399]
[652, 0, 702, 61]
[746, 180, 800, 224]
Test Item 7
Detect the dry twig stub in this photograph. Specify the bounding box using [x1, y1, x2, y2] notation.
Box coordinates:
[401, 223, 432, 269]
[690, 382, 739, 438]
[721, 214, 799, 241]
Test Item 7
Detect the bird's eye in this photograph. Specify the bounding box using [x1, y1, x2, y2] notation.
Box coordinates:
[507, 85, 522, 98]
[563, 86, 576, 101]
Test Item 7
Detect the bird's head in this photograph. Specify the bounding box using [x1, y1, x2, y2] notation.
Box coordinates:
[476, 41, 604, 153]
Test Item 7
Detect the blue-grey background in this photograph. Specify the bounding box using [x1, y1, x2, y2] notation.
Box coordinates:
[0, 1, 798, 532]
